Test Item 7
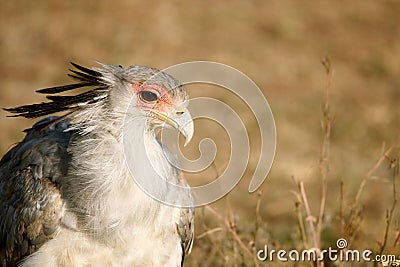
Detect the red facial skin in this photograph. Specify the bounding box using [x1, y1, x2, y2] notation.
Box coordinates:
[132, 83, 176, 114]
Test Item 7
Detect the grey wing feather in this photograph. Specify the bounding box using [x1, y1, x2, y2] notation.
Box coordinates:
[175, 176, 194, 267]
[0, 117, 72, 267]
[177, 206, 194, 264]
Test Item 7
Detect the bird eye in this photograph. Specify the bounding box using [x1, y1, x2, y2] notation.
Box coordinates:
[139, 90, 159, 102]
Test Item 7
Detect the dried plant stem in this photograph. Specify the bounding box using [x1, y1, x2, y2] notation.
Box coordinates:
[299, 182, 322, 267]
[292, 189, 308, 248]
[196, 227, 223, 239]
[338, 181, 345, 267]
[379, 155, 399, 255]
[225, 196, 238, 267]
[351, 145, 395, 215]
[253, 191, 262, 247]
[317, 57, 333, 252]
[392, 229, 400, 250]
[205, 205, 260, 267]
[339, 180, 345, 236]
[199, 207, 226, 265]
[342, 144, 397, 249]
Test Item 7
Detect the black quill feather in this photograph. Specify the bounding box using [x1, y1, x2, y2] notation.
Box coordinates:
[4, 63, 108, 119]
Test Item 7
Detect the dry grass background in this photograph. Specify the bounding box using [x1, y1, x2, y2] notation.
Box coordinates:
[1, 1, 400, 266]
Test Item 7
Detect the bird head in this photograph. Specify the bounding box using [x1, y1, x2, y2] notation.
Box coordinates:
[5, 63, 194, 145]
[111, 65, 194, 145]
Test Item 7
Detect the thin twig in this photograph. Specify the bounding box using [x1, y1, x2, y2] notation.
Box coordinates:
[352, 144, 395, 209]
[317, 57, 333, 253]
[199, 207, 224, 265]
[254, 191, 262, 247]
[299, 181, 321, 267]
[205, 205, 260, 267]
[225, 195, 238, 267]
[379, 155, 399, 255]
[391, 228, 400, 251]
[291, 190, 308, 248]
[339, 180, 345, 236]
[196, 227, 223, 239]
[342, 144, 396, 249]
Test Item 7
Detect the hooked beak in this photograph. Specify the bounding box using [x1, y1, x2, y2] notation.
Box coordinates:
[151, 108, 194, 146]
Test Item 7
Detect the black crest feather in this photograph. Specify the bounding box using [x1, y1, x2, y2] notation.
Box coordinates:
[4, 63, 108, 119]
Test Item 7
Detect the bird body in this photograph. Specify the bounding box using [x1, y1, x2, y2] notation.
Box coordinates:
[0, 63, 194, 266]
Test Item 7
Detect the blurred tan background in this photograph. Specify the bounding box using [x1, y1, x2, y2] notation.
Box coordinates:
[1, 1, 400, 265]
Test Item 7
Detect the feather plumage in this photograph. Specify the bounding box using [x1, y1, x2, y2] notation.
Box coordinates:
[0, 118, 71, 267]
[0, 63, 194, 267]
[4, 63, 108, 119]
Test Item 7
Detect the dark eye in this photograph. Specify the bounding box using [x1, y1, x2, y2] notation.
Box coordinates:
[139, 90, 159, 102]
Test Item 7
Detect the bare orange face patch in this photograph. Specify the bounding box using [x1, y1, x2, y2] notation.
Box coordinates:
[132, 83, 176, 114]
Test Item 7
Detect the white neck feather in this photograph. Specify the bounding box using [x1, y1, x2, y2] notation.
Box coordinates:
[62, 110, 175, 242]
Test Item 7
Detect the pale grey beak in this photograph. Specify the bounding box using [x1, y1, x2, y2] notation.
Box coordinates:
[152, 108, 194, 146]
[171, 108, 194, 146]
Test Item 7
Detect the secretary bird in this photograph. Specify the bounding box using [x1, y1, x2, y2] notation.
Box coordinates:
[0, 63, 194, 267]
